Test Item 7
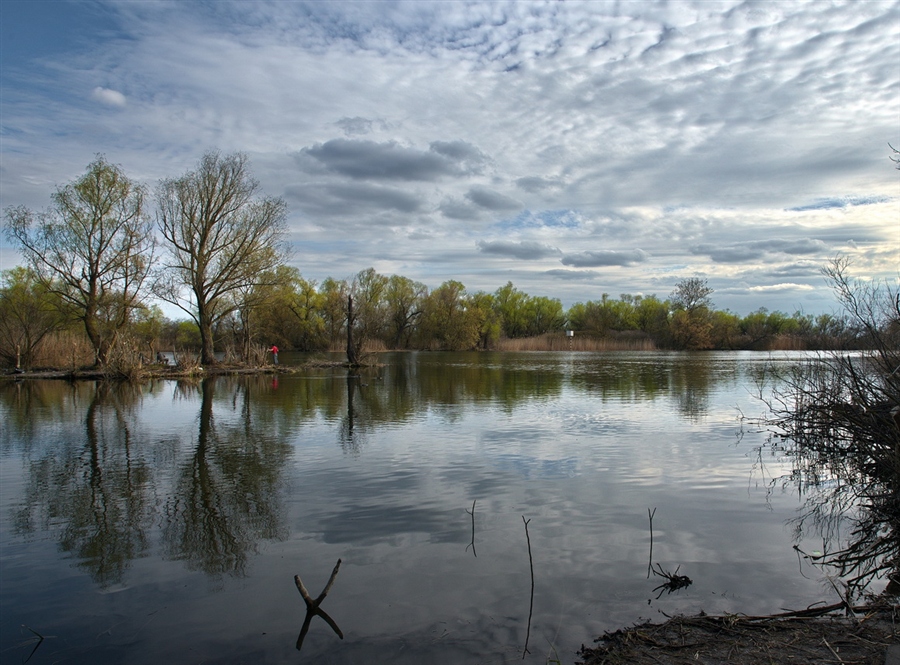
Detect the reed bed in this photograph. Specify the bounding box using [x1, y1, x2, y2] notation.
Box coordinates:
[495, 333, 656, 352]
[24, 331, 94, 370]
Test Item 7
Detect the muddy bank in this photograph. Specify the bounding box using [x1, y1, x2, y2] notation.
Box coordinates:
[578, 599, 898, 665]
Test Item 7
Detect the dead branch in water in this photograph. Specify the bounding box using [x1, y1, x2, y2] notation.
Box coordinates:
[466, 500, 477, 557]
[294, 558, 344, 650]
[650, 562, 693, 599]
[522, 515, 534, 659]
[646, 507, 656, 579]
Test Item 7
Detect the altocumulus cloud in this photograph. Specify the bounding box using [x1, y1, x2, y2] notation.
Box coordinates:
[560, 249, 650, 268]
[1, 0, 897, 316]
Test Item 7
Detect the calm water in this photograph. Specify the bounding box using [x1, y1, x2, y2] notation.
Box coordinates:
[0, 351, 837, 664]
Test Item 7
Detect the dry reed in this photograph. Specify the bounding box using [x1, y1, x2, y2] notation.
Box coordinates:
[495, 333, 656, 352]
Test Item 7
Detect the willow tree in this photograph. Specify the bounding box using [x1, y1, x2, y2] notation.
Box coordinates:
[5, 157, 153, 366]
[155, 152, 287, 365]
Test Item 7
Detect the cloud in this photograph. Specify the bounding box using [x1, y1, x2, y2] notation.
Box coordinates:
[465, 186, 521, 211]
[286, 181, 423, 217]
[90, 86, 126, 107]
[335, 116, 384, 135]
[691, 238, 829, 263]
[299, 139, 486, 181]
[787, 195, 892, 211]
[2, 0, 898, 316]
[515, 176, 564, 193]
[545, 269, 600, 281]
[560, 249, 650, 268]
[429, 140, 487, 169]
[747, 283, 816, 293]
[439, 198, 480, 220]
[477, 240, 560, 260]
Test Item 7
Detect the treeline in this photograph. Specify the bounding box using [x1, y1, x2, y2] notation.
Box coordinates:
[0, 261, 863, 371]
[0, 152, 869, 371]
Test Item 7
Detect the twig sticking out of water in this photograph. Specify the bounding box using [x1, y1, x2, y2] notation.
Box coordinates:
[466, 500, 477, 557]
[294, 558, 344, 650]
[522, 516, 534, 660]
[20, 625, 53, 664]
[647, 507, 656, 579]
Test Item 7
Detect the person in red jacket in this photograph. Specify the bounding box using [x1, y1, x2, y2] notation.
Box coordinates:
[269, 345, 279, 365]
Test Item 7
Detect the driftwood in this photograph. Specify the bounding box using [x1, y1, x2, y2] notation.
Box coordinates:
[294, 558, 344, 650]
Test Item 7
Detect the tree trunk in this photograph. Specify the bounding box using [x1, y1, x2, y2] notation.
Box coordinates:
[346, 295, 359, 366]
[83, 312, 107, 367]
[199, 320, 216, 365]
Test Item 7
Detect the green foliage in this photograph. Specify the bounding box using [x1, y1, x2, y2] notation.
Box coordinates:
[175, 320, 202, 349]
[493, 282, 565, 338]
[385, 274, 427, 348]
[0, 267, 71, 369]
[419, 280, 481, 350]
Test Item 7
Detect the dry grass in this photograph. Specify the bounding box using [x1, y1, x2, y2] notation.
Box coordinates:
[29, 331, 94, 370]
[495, 333, 656, 352]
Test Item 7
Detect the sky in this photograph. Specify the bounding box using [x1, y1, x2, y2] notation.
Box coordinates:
[1, 0, 898, 316]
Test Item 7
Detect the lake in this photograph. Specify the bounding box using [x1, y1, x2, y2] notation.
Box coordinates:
[0, 351, 846, 664]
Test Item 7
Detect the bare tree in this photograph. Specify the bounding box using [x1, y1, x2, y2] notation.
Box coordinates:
[5, 157, 154, 366]
[155, 152, 287, 365]
[670, 277, 713, 313]
[761, 258, 899, 597]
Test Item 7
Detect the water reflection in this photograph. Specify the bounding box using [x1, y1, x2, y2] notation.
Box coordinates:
[12, 381, 152, 587]
[756, 354, 900, 598]
[161, 377, 291, 577]
[1, 351, 858, 664]
[764, 414, 900, 597]
[3, 376, 292, 585]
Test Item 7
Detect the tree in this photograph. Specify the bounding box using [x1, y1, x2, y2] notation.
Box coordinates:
[670, 277, 714, 350]
[350, 268, 388, 350]
[284, 271, 327, 351]
[0, 267, 69, 369]
[5, 156, 154, 366]
[155, 152, 288, 365]
[671, 277, 713, 313]
[468, 291, 501, 349]
[494, 282, 528, 338]
[319, 278, 348, 349]
[419, 280, 480, 350]
[385, 274, 427, 348]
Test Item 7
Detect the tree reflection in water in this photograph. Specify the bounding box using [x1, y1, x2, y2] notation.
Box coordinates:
[761, 354, 900, 599]
[162, 377, 290, 578]
[12, 381, 152, 587]
[7, 376, 292, 585]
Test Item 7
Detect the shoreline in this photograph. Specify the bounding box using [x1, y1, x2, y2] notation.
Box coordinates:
[0, 361, 356, 381]
[577, 598, 898, 664]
